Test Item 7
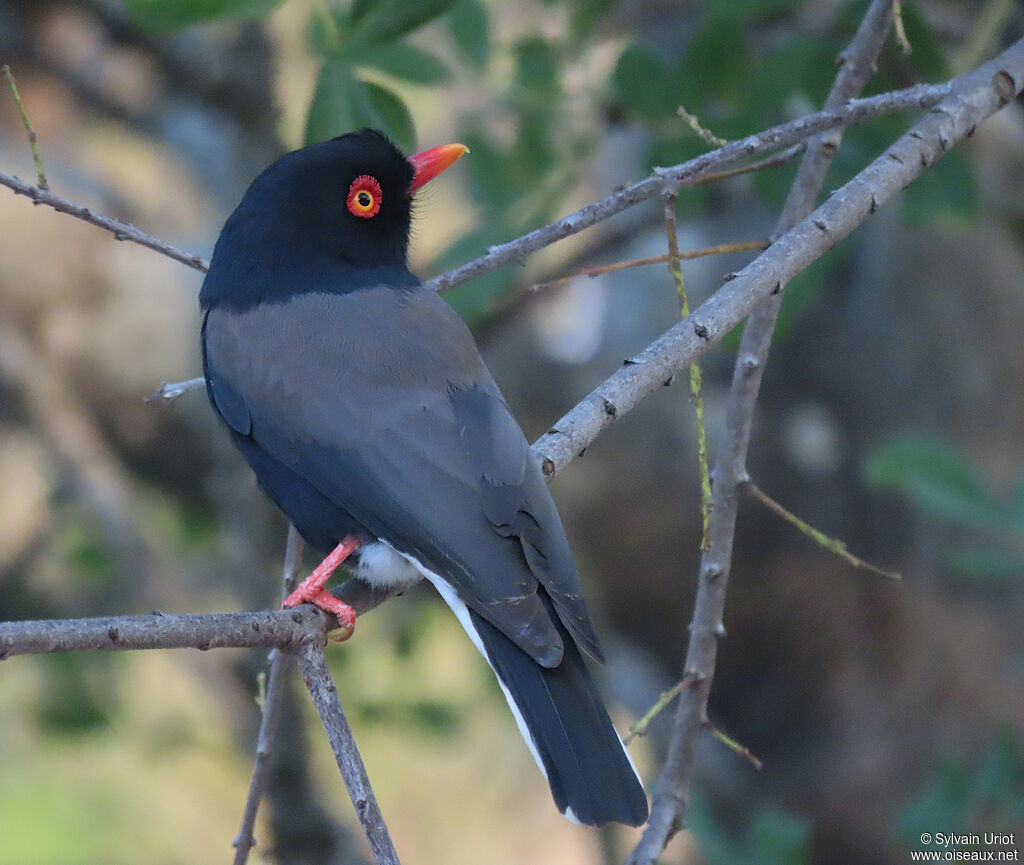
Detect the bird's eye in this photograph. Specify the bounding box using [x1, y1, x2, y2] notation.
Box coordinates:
[346, 175, 382, 219]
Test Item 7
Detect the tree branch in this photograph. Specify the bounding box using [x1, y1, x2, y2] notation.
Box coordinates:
[0, 170, 209, 272]
[2, 84, 946, 285]
[0, 571, 394, 659]
[626, 5, 946, 855]
[535, 37, 1024, 483]
[233, 525, 306, 865]
[423, 82, 949, 294]
[296, 640, 401, 865]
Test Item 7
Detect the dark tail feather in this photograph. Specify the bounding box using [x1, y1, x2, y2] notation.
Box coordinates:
[468, 603, 649, 827]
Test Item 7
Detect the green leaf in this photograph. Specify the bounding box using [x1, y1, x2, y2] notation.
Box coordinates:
[903, 150, 979, 227]
[363, 82, 417, 152]
[515, 37, 560, 95]
[568, 0, 617, 38]
[305, 62, 374, 144]
[944, 546, 1024, 583]
[124, 0, 283, 32]
[305, 62, 416, 151]
[350, 41, 450, 84]
[749, 811, 812, 865]
[705, 0, 804, 13]
[899, 1, 949, 79]
[683, 12, 750, 103]
[351, 0, 460, 44]
[863, 434, 1001, 529]
[1010, 473, 1024, 524]
[613, 45, 675, 119]
[448, 0, 490, 68]
[901, 758, 970, 843]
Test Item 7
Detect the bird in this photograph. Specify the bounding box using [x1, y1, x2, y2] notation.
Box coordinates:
[199, 128, 648, 828]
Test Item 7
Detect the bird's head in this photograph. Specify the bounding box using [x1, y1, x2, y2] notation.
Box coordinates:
[201, 129, 467, 309]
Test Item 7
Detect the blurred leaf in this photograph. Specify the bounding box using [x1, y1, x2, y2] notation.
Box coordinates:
[1011, 474, 1024, 523]
[358, 699, 461, 737]
[351, 0, 460, 44]
[684, 13, 750, 103]
[569, 0, 618, 37]
[899, 1, 949, 79]
[364, 82, 417, 152]
[750, 811, 812, 865]
[901, 758, 971, 842]
[901, 734, 1024, 846]
[903, 150, 979, 227]
[124, 0, 283, 32]
[705, 0, 804, 13]
[448, 0, 490, 68]
[306, 61, 372, 143]
[351, 0, 377, 23]
[689, 792, 811, 865]
[973, 732, 1024, 804]
[516, 37, 560, 95]
[943, 546, 1024, 583]
[305, 62, 416, 151]
[863, 434, 1001, 529]
[35, 654, 115, 735]
[351, 41, 451, 84]
[613, 44, 675, 119]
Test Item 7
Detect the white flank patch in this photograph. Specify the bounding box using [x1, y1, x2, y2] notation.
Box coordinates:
[354, 540, 425, 589]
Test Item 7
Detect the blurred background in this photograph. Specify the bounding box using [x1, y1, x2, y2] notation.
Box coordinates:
[1, 0, 1023, 863]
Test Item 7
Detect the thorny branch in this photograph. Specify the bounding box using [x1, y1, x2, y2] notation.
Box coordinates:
[629, 2, 970, 861]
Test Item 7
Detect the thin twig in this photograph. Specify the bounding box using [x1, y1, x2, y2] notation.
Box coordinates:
[692, 143, 805, 186]
[529, 240, 766, 293]
[893, 1, 912, 55]
[663, 193, 712, 549]
[534, 40, 1024, 489]
[677, 105, 728, 147]
[706, 723, 763, 771]
[296, 641, 401, 865]
[232, 526, 306, 865]
[624, 673, 698, 745]
[0, 170, 209, 272]
[627, 3, 911, 861]
[3, 65, 48, 189]
[745, 482, 900, 580]
[145, 376, 207, 402]
[423, 81, 949, 294]
[1, 84, 947, 290]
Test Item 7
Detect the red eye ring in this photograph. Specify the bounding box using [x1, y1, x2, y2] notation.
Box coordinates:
[347, 175, 382, 219]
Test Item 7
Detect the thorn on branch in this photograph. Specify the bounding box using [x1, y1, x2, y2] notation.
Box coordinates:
[705, 722, 764, 770]
[3, 64, 48, 190]
[745, 481, 901, 580]
[677, 105, 729, 147]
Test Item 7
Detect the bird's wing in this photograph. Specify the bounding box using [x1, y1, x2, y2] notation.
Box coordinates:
[202, 286, 602, 665]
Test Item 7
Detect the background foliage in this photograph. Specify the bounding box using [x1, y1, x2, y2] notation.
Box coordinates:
[1, 1, 1022, 863]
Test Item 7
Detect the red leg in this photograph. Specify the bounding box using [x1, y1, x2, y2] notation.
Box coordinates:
[283, 536, 360, 637]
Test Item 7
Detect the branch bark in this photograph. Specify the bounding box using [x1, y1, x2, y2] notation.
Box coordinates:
[296, 640, 401, 865]
[628, 8, 1024, 864]
[535, 36, 1024, 482]
[0, 572, 394, 658]
[2, 83, 947, 284]
[233, 525, 305, 865]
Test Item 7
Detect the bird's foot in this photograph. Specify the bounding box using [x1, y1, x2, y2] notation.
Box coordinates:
[283, 536, 360, 640]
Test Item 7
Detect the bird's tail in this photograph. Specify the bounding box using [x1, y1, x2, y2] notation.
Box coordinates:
[428, 577, 648, 827]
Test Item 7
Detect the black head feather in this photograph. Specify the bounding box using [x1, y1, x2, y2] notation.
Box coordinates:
[201, 129, 418, 311]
